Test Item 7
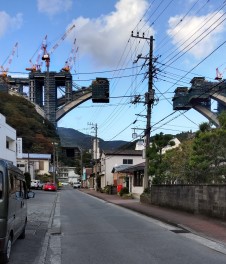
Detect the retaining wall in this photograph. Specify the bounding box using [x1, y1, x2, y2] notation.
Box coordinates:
[149, 185, 226, 220]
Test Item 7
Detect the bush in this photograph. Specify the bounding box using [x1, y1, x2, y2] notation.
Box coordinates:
[119, 187, 129, 197]
[143, 187, 151, 194]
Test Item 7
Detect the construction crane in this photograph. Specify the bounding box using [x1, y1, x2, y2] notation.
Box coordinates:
[26, 35, 47, 72]
[215, 68, 223, 81]
[0, 42, 18, 78]
[42, 24, 76, 71]
[61, 38, 78, 72]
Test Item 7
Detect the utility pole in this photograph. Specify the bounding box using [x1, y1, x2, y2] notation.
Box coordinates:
[94, 123, 98, 191]
[89, 123, 98, 190]
[131, 32, 155, 189]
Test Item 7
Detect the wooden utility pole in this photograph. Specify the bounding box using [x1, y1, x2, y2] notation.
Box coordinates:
[131, 32, 155, 189]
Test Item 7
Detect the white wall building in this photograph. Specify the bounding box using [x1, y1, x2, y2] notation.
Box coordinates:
[0, 113, 17, 165]
[99, 150, 144, 188]
[58, 167, 80, 184]
[17, 153, 51, 179]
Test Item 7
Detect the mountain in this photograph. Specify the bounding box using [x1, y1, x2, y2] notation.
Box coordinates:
[57, 127, 129, 150]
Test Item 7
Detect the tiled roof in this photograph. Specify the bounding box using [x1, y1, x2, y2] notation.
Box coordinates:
[103, 149, 142, 156]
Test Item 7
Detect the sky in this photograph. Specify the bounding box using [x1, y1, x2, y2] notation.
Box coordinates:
[1, 0, 226, 142]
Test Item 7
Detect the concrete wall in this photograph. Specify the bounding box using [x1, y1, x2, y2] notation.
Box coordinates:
[150, 185, 226, 220]
[0, 114, 17, 165]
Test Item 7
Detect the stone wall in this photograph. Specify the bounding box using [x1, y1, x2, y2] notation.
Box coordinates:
[149, 185, 226, 220]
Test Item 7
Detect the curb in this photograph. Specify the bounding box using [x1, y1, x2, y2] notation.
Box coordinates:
[37, 192, 60, 264]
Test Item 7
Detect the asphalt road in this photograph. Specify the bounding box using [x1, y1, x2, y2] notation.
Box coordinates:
[60, 187, 226, 264]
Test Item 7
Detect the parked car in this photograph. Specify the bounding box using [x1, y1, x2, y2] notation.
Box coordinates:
[43, 182, 57, 191]
[73, 182, 81, 189]
[30, 180, 44, 190]
[0, 159, 35, 263]
[61, 182, 69, 186]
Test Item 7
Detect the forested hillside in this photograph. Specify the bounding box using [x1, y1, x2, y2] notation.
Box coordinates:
[0, 92, 59, 153]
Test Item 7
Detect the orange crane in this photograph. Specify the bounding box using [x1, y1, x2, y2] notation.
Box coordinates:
[42, 24, 76, 70]
[26, 35, 47, 72]
[61, 38, 78, 72]
[0, 42, 18, 78]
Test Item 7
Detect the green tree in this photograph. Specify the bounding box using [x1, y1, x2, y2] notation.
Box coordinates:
[189, 116, 226, 183]
[162, 140, 193, 183]
[147, 132, 175, 184]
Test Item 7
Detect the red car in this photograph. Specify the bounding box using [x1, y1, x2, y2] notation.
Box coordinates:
[43, 182, 57, 191]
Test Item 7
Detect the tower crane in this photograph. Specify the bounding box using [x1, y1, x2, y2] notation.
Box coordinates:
[0, 42, 18, 78]
[26, 35, 47, 72]
[215, 68, 223, 81]
[61, 38, 78, 72]
[42, 24, 76, 71]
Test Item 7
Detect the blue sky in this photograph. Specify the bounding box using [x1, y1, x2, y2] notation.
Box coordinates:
[1, 0, 226, 142]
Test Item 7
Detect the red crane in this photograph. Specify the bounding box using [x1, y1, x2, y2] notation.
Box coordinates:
[42, 24, 76, 70]
[0, 42, 18, 78]
[26, 35, 47, 72]
[61, 38, 78, 72]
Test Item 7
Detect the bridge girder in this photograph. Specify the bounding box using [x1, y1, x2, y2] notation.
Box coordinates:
[56, 91, 92, 121]
[173, 77, 226, 127]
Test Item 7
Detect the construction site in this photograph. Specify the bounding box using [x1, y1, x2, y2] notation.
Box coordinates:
[1, 25, 226, 129]
[0, 25, 109, 127]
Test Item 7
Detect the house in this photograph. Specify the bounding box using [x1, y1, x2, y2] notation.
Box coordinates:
[112, 162, 145, 199]
[81, 167, 94, 188]
[17, 153, 51, 179]
[110, 138, 181, 198]
[0, 113, 17, 165]
[99, 149, 144, 188]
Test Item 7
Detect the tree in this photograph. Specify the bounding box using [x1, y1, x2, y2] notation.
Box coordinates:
[24, 172, 31, 190]
[188, 116, 226, 183]
[147, 132, 175, 184]
[162, 140, 193, 184]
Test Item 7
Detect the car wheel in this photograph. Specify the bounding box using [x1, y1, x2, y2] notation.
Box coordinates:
[0, 235, 12, 263]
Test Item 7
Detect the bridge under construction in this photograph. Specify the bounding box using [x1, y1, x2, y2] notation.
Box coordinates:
[173, 77, 226, 127]
[0, 71, 109, 127]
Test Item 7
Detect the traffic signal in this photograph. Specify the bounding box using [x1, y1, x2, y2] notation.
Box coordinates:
[92, 78, 109, 103]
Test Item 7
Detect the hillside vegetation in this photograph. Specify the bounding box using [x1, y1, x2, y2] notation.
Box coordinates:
[0, 92, 59, 153]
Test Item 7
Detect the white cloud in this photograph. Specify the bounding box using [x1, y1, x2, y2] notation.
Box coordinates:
[68, 0, 153, 68]
[0, 12, 23, 38]
[167, 11, 226, 59]
[37, 0, 72, 16]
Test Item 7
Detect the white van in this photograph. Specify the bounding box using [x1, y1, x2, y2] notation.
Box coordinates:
[30, 180, 43, 190]
[0, 159, 35, 263]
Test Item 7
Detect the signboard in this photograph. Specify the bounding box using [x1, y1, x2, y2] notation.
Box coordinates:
[17, 138, 23, 158]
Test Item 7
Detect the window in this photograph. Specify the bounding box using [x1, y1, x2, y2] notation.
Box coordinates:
[123, 159, 133, 165]
[134, 171, 143, 187]
[39, 161, 44, 170]
[17, 164, 25, 168]
[15, 179, 24, 199]
[9, 173, 16, 194]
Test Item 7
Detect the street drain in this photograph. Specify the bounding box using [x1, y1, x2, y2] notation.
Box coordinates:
[171, 229, 190, 234]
